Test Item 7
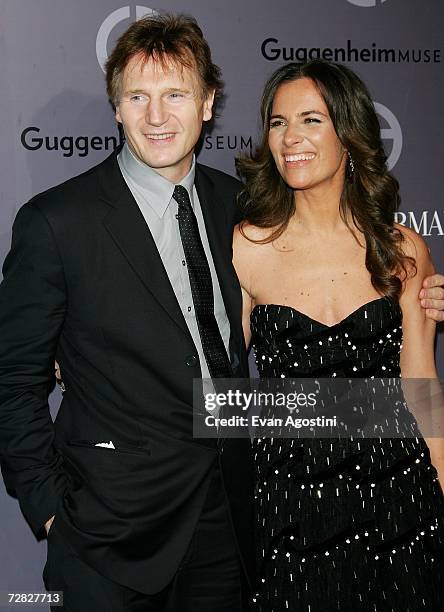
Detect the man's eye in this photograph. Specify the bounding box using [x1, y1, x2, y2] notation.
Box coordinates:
[168, 92, 184, 99]
[130, 95, 147, 104]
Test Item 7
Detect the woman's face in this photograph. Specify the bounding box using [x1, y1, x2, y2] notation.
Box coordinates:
[268, 77, 347, 192]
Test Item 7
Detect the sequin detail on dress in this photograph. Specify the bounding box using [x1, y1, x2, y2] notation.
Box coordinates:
[251, 297, 444, 612]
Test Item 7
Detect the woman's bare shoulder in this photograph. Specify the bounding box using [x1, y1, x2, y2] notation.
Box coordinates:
[395, 223, 435, 294]
[395, 223, 431, 263]
[233, 222, 274, 250]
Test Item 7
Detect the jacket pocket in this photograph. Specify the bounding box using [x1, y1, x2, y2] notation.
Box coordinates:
[67, 439, 151, 457]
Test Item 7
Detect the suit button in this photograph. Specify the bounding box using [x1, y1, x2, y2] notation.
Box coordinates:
[186, 355, 198, 367]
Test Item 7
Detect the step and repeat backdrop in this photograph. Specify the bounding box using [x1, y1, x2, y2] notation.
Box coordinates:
[0, 0, 443, 602]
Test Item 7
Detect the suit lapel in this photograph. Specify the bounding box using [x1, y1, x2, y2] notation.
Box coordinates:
[98, 153, 190, 337]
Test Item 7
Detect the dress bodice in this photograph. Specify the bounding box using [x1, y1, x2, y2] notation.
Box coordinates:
[251, 296, 402, 379]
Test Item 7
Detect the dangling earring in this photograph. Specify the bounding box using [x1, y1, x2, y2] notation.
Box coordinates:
[347, 151, 355, 182]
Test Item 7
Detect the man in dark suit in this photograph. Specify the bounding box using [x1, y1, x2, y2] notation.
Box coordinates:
[0, 13, 253, 611]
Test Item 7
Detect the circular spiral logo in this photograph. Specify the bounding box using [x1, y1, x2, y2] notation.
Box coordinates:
[374, 102, 403, 170]
[347, 0, 388, 6]
[96, 6, 156, 73]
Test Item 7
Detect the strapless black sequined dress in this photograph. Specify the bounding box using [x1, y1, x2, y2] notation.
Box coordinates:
[250, 297, 444, 612]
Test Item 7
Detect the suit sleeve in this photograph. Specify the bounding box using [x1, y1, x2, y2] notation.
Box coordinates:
[233, 183, 245, 226]
[0, 202, 68, 535]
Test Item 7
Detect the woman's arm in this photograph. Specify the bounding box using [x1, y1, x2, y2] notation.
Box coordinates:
[399, 226, 437, 377]
[398, 226, 444, 489]
[240, 287, 253, 349]
[232, 224, 255, 348]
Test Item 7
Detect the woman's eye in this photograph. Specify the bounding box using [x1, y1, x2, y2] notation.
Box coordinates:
[270, 120, 285, 128]
[304, 117, 321, 124]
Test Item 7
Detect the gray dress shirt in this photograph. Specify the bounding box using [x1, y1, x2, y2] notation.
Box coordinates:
[117, 143, 231, 381]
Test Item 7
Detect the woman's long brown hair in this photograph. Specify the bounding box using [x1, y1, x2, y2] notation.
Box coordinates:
[236, 60, 414, 298]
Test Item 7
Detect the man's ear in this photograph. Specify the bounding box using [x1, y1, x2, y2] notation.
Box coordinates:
[203, 89, 216, 122]
[115, 105, 122, 124]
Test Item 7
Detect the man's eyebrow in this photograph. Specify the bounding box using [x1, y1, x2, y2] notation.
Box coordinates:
[164, 86, 194, 94]
[123, 86, 194, 95]
[124, 88, 147, 95]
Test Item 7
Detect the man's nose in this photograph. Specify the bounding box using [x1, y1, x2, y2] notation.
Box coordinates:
[145, 99, 168, 126]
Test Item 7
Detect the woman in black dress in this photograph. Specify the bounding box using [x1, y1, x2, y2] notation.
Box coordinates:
[234, 60, 444, 611]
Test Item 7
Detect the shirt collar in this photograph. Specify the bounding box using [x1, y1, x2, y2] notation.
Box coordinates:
[119, 142, 196, 218]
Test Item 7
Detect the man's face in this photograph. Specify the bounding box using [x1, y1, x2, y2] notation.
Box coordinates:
[115, 53, 214, 183]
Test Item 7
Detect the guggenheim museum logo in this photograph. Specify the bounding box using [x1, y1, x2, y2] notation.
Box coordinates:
[96, 5, 156, 72]
[347, 0, 388, 6]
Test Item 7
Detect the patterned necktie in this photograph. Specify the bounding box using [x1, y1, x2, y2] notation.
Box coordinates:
[173, 185, 232, 379]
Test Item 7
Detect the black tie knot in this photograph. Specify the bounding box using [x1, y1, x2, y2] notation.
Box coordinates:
[173, 185, 192, 211]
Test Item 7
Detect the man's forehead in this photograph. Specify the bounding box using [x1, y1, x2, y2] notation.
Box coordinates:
[123, 52, 198, 86]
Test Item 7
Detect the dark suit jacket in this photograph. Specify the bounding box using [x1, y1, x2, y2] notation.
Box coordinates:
[0, 151, 254, 594]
